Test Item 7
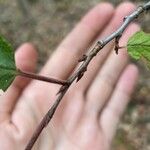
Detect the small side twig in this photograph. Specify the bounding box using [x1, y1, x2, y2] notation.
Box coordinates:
[25, 1, 150, 150]
[18, 70, 67, 85]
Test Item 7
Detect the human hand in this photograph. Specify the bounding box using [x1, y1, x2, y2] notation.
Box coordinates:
[0, 2, 140, 150]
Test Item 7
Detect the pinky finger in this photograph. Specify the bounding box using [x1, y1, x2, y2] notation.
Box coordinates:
[100, 64, 139, 142]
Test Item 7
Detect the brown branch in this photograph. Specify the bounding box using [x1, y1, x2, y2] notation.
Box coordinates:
[25, 1, 150, 150]
[114, 35, 121, 54]
[18, 69, 67, 85]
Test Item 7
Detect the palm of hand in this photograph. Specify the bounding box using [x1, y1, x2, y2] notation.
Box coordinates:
[0, 2, 139, 150]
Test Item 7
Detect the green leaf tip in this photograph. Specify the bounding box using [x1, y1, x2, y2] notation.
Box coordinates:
[0, 35, 17, 92]
[127, 31, 150, 69]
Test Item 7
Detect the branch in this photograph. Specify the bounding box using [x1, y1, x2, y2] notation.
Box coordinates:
[25, 1, 150, 150]
[18, 70, 67, 85]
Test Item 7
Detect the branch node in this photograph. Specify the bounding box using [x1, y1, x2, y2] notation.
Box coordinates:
[142, 4, 149, 13]
[139, 5, 145, 10]
[114, 35, 122, 54]
[57, 85, 66, 95]
[78, 54, 87, 62]
[57, 81, 70, 95]
[97, 40, 104, 48]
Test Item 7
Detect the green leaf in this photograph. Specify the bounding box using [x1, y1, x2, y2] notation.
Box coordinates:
[127, 31, 150, 68]
[0, 35, 17, 91]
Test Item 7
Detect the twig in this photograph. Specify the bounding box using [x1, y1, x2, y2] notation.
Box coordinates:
[25, 1, 150, 150]
[18, 70, 67, 85]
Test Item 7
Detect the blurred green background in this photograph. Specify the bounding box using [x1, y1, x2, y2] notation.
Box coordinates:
[0, 0, 150, 149]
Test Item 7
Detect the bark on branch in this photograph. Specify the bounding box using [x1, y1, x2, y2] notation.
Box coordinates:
[25, 1, 150, 150]
[18, 70, 67, 85]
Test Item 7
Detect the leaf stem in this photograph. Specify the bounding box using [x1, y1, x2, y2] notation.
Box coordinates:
[118, 46, 126, 49]
[17, 70, 67, 85]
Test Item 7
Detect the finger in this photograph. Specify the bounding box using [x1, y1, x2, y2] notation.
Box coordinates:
[85, 23, 140, 117]
[41, 3, 114, 80]
[73, 2, 136, 92]
[0, 43, 37, 122]
[100, 64, 139, 142]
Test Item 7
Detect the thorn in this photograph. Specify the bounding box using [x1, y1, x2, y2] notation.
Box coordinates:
[57, 86, 64, 95]
[76, 67, 87, 82]
[114, 46, 119, 54]
[123, 16, 128, 22]
[57, 84, 69, 95]
[78, 54, 87, 62]
[57, 87, 64, 95]
[77, 72, 84, 82]
[114, 35, 122, 55]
